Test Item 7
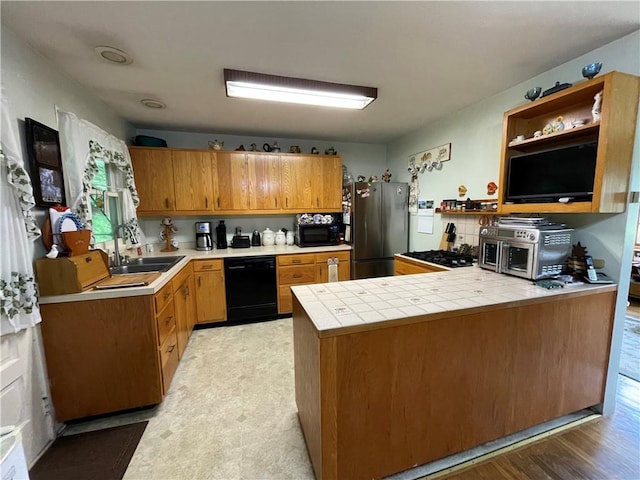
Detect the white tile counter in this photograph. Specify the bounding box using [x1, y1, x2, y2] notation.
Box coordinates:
[38, 244, 351, 304]
[291, 267, 616, 336]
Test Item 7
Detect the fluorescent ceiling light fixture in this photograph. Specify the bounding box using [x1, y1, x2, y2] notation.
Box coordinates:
[224, 69, 377, 110]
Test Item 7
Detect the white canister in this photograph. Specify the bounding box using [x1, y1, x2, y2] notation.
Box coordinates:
[262, 228, 275, 246]
[286, 231, 295, 246]
[275, 229, 286, 246]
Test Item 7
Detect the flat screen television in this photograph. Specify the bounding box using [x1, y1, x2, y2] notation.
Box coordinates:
[505, 141, 598, 203]
[25, 118, 66, 207]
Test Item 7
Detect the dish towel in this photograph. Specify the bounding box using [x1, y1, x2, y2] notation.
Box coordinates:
[328, 257, 339, 283]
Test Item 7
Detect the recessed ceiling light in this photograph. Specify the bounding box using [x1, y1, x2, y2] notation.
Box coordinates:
[140, 99, 166, 109]
[94, 46, 133, 65]
[224, 69, 377, 110]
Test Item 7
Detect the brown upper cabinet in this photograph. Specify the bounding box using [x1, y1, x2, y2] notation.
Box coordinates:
[130, 147, 175, 212]
[281, 154, 342, 211]
[130, 147, 342, 215]
[498, 71, 639, 214]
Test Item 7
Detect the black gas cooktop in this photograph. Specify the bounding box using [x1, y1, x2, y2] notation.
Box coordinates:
[402, 250, 475, 268]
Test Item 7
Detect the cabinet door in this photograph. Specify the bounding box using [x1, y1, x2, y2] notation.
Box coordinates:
[213, 152, 249, 210]
[173, 277, 190, 358]
[172, 150, 214, 211]
[248, 153, 281, 210]
[316, 252, 351, 283]
[281, 155, 313, 210]
[312, 156, 342, 210]
[195, 271, 226, 323]
[130, 148, 175, 211]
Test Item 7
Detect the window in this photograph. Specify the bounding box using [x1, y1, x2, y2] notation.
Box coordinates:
[88, 159, 122, 243]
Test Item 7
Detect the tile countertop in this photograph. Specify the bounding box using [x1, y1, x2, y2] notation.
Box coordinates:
[38, 244, 351, 305]
[291, 267, 617, 337]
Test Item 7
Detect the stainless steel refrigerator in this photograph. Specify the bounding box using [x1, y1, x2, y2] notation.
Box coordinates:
[344, 182, 409, 279]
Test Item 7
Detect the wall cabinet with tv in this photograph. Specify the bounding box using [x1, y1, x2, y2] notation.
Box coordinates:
[498, 71, 639, 214]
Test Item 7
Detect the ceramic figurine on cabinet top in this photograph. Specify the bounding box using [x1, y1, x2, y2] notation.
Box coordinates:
[382, 169, 392, 182]
[208, 139, 224, 150]
[249, 143, 259, 151]
[524, 87, 542, 101]
[582, 62, 602, 80]
[310, 147, 319, 154]
[271, 141, 281, 153]
[325, 146, 337, 155]
[592, 90, 603, 123]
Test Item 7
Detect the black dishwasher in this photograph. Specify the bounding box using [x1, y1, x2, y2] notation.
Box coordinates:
[224, 256, 277, 322]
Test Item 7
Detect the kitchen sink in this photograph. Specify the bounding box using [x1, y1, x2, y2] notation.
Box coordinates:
[110, 255, 185, 275]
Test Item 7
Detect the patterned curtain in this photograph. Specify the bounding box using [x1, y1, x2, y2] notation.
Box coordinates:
[1, 95, 42, 333]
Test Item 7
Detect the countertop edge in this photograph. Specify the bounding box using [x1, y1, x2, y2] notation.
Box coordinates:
[38, 244, 352, 304]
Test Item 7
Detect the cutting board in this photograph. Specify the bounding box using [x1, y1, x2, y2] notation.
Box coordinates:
[94, 272, 161, 290]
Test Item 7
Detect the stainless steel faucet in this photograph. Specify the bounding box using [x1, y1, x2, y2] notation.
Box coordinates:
[112, 224, 138, 267]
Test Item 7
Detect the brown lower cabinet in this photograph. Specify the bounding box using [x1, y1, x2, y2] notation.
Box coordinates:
[277, 251, 350, 314]
[39, 264, 196, 422]
[193, 259, 226, 323]
[40, 294, 164, 422]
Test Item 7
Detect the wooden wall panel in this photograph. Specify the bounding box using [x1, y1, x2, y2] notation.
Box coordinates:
[40, 296, 162, 422]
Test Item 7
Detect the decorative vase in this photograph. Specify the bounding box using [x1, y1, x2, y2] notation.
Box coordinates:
[524, 87, 541, 101]
[582, 62, 602, 80]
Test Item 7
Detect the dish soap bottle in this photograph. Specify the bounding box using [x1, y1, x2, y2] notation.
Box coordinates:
[216, 220, 227, 249]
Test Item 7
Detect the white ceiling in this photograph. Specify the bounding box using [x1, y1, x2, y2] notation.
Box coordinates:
[2, 1, 638, 144]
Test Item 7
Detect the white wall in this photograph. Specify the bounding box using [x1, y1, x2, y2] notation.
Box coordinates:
[1, 26, 134, 465]
[387, 30, 640, 414]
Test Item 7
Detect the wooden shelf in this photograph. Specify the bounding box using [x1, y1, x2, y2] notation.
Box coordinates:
[507, 122, 599, 149]
[497, 71, 639, 214]
[436, 209, 500, 215]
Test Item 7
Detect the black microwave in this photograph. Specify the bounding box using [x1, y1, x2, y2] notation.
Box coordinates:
[295, 223, 340, 247]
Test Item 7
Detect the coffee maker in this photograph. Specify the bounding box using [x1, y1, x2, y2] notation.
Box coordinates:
[195, 222, 213, 251]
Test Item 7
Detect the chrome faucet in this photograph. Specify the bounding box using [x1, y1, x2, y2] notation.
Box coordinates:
[112, 224, 138, 267]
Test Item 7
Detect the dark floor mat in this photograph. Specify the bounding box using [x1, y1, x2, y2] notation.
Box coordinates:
[29, 421, 147, 480]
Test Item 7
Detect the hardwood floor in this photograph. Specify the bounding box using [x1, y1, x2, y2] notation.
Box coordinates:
[438, 375, 639, 480]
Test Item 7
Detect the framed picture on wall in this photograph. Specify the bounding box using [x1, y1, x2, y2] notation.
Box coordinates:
[25, 117, 66, 207]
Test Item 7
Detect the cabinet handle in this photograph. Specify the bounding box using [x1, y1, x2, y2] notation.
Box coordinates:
[292, 259, 301, 264]
[167, 344, 175, 353]
[286, 198, 289, 208]
[165, 315, 173, 325]
[163, 292, 171, 300]
[165, 198, 169, 208]
[293, 273, 302, 278]
[198, 277, 201, 288]
[205, 197, 208, 208]
[217, 197, 220, 208]
[275, 198, 278, 208]
[200, 265, 213, 270]
[316, 198, 319, 207]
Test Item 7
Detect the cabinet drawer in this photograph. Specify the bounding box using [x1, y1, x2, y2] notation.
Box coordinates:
[278, 265, 316, 285]
[154, 282, 173, 312]
[159, 328, 179, 395]
[156, 298, 175, 346]
[278, 254, 315, 266]
[193, 259, 223, 272]
[315, 251, 350, 264]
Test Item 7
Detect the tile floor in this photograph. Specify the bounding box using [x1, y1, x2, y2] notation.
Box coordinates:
[64, 318, 315, 479]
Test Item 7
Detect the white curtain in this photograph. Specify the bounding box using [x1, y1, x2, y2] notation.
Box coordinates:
[1, 90, 42, 334]
[57, 110, 144, 243]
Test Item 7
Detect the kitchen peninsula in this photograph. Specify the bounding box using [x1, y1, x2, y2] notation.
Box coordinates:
[291, 269, 616, 480]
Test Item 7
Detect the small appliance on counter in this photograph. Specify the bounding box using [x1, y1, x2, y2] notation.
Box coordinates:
[195, 221, 213, 251]
[251, 230, 261, 246]
[231, 227, 251, 248]
[295, 213, 341, 248]
[479, 217, 573, 280]
[216, 220, 227, 249]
